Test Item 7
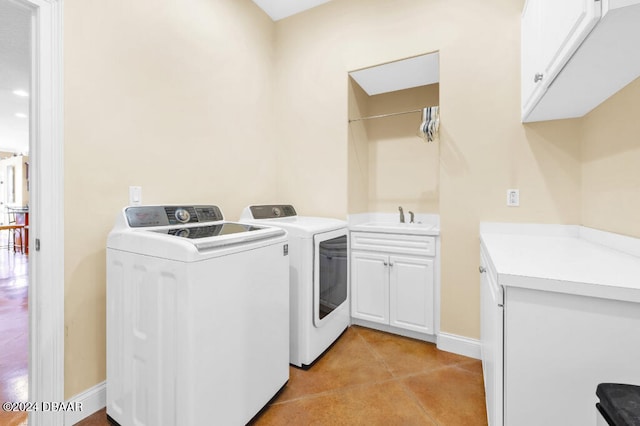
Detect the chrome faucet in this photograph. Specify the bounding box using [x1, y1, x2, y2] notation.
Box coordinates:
[398, 206, 405, 223]
[409, 211, 414, 223]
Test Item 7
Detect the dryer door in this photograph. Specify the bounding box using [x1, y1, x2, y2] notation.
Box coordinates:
[313, 228, 348, 327]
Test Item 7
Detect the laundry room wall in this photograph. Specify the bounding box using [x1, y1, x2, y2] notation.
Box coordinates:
[581, 77, 640, 238]
[347, 78, 370, 214]
[274, 0, 582, 340]
[347, 81, 440, 214]
[362, 84, 440, 214]
[63, 0, 277, 398]
[61, 0, 640, 404]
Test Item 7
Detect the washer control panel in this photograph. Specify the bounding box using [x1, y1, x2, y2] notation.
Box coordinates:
[249, 204, 297, 219]
[174, 208, 191, 223]
[125, 205, 224, 228]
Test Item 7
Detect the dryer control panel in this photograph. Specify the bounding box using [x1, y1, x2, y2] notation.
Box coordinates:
[249, 204, 297, 219]
[125, 205, 224, 228]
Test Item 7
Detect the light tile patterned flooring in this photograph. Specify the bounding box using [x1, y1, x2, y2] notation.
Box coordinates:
[79, 326, 487, 426]
[0, 243, 487, 426]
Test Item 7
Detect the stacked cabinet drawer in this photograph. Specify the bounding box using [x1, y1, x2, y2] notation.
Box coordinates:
[350, 232, 435, 335]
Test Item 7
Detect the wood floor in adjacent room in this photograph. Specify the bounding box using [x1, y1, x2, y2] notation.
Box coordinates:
[79, 326, 487, 426]
[0, 249, 29, 426]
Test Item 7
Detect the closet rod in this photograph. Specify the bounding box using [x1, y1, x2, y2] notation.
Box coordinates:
[348, 108, 422, 123]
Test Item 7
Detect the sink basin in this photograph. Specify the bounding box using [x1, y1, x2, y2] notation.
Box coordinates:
[350, 221, 438, 236]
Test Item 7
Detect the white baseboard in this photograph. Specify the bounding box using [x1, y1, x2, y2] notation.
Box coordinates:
[437, 332, 481, 360]
[64, 381, 106, 426]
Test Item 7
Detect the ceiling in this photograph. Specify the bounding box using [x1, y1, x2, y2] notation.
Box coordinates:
[251, 0, 332, 21]
[251, 1, 440, 94]
[349, 53, 440, 96]
[0, 0, 30, 154]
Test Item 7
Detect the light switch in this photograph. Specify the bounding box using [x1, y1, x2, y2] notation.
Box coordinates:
[129, 186, 142, 206]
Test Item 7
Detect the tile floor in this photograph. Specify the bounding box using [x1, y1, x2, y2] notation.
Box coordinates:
[0, 239, 487, 426]
[0, 249, 29, 426]
[78, 326, 487, 426]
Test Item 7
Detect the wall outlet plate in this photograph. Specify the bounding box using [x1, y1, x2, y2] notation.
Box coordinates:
[507, 189, 519, 207]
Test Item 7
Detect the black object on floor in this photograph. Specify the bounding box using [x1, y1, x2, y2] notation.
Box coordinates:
[597, 383, 640, 426]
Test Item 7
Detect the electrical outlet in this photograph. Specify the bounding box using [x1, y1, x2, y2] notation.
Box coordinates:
[129, 186, 142, 206]
[507, 189, 519, 207]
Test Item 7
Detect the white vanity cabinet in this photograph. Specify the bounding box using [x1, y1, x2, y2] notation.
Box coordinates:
[351, 252, 390, 324]
[350, 232, 436, 336]
[522, 0, 640, 122]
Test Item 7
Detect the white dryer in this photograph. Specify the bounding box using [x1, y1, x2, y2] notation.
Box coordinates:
[106, 205, 289, 426]
[240, 204, 349, 368]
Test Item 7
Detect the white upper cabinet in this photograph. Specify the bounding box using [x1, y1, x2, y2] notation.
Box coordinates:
[521, 0, 543, 114]
[521, 0, 640, 122]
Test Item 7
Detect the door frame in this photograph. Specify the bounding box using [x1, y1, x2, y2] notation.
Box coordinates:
[23, 0, 65, 424]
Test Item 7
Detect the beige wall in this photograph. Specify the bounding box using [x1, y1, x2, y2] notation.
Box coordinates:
[275, 0, 582, 339]
[64, 0, 276, 398]
[347, 78, 370, 213]
[357, 84, 440, 213]
[581, 77, 640, 238]
[64, 0, 637, 399]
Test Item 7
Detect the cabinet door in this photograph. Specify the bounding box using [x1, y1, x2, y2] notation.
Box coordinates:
[521, 0, 601, 120]
[389, 255, 434, 334]
[539, 0, 600, 86]
[480, 248, 504, 426]
[521, 0, 543, 115]
[351, 252, 389, 324]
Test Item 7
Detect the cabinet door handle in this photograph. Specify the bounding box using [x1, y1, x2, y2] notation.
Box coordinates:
[479, 266, 486, 273]
[383, 261, 388, 266]
[534, 73, 543, 83]
[389, 262, 394, 267]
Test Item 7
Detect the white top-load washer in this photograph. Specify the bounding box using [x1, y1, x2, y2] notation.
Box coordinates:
[106, 205, 289, 426]
[240, 204, 349, 368]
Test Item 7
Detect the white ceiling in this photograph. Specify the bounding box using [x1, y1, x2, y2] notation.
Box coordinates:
[349, 53, 440, 96]
[252, 0, 332, 21]
[0, 0, 30, 154]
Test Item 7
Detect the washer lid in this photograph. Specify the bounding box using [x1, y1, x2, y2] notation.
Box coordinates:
[109, 205, 287, 258]
[169, 222, 285, 251]
[154, 223, 264, 239]
[107, 220, 286, 259]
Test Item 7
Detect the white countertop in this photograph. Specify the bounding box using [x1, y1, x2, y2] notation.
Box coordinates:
[480, 223, 640, 303]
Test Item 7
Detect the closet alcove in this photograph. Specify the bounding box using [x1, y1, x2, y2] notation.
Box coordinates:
[347, 52, 441, 215]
